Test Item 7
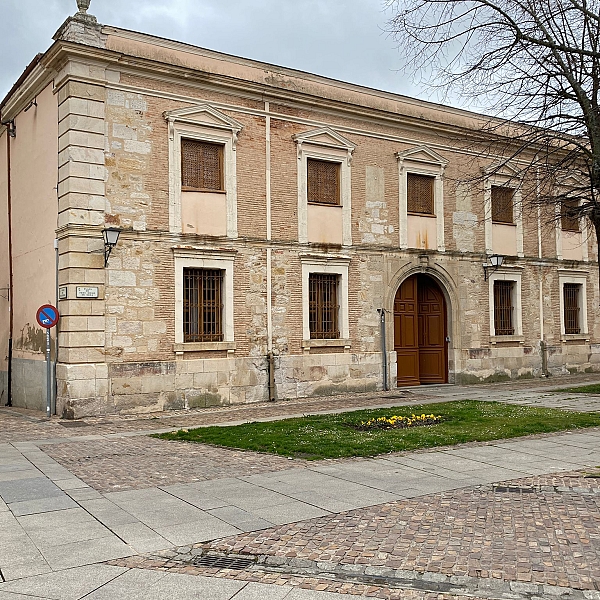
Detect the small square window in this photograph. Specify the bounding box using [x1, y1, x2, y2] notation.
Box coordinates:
[563, 283, 581, 334]
[183, 268, 224, 342]
[309, 273, 340, 339]
[307, 158, 340, 205]
[491, 185, 514, 224]
[561, 199, 580, 232]
[407, 173, 434, 215]
[493, 280, 514, 335]
[181, 139, 224, 192]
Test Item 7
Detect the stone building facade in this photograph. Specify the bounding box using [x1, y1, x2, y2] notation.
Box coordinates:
[1, 4, 598, 417]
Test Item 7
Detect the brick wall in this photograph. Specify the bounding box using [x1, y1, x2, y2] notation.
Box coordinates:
[52, 54, 600, 418]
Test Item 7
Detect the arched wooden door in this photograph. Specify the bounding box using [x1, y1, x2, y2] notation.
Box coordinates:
[394, 275, 447, 385]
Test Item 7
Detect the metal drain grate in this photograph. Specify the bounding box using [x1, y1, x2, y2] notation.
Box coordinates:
[59, 421, 89, 428]
[193, 554, 255, 570]
[492, 486, 535, 494]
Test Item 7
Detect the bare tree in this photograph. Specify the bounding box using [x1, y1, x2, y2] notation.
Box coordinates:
[386, 0, 600, 255]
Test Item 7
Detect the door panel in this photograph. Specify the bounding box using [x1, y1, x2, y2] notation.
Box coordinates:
[394, 276, 420, 385]
[394, 275, 447, 386]
[417, 276, 447, 384]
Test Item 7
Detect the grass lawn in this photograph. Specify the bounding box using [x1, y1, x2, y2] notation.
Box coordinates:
[554, 384, 600, 394]
[154, 400, 600, 460]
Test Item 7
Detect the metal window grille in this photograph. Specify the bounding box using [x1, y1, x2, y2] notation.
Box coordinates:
[564, 283, 581, 334]
[407, 173, 434, 215]
[561, 200, 580, 232]
[183, 268, 224, 342]
[307, 159, 340, 205]
[181, 139, 224, 191]
[491, 185, 514, 223]
[494, 280, 514, 335]
[309, 273, 340, 339]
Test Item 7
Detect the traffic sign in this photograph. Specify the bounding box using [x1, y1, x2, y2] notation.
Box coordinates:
[36, 304, 59, 329]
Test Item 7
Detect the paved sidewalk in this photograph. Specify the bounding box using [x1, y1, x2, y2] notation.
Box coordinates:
[0, 376, 599, 599]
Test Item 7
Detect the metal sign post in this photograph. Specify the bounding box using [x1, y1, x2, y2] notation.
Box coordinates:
[377, 308, 388, 391]
[45, 329, 51, 417]
[36, 305, 59, 418]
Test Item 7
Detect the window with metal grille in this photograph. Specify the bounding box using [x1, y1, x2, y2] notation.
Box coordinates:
[561, 199, 580, 232]
[407, 173, 434, 215]
[181, 139, 224, 191]
[183, 268, 224, 342]
[491, 185, 514, 223]
[307, 159, 340, 205]
[309, 273, 340, 339]
[563, 283, 581, 334]
[494, 280, 514, 335]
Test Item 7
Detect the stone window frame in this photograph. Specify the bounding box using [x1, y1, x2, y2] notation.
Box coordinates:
[396, 146, 448, 251]
[483, 164, 524, 257]
[165, 104, 243, 238]
[488, 266, 524, 341]
[293, 127, 355, 246]
[555, 192, 589, 261]
[173, 247, 236, 352]
[300, 253, 350, 349]
[558, 270, 589, 340]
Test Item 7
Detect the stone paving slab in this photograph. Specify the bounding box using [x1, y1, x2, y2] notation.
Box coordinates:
[8, 495, 79, 517]
[0, 478, 65, 505]
[0, 556, 52, 583]
[39, 536, 134, 572]
[108, 522, 172, 553]
[0, 564, 127, 600]
[0, 470, 44, 483]
[0, 593, 49, 599]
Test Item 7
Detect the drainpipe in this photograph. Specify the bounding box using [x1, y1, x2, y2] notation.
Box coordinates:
[5, 123, 14, 406]
[377, 308, 388, 391]
[540, 340, 548, 377]
[536, 167, 548, 377]
[265, 101, 276, 401]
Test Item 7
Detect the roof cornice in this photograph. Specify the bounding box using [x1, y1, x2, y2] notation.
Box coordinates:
[0, 59, 56, 122]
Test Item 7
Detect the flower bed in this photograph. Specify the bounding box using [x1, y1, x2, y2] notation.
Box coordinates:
[354, 413, 442, 431]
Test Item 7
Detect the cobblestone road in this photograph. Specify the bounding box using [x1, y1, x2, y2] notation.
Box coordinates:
[111, 471, 600, 599]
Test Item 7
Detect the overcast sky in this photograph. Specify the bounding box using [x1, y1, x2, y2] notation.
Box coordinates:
[0, 0, 443, 105]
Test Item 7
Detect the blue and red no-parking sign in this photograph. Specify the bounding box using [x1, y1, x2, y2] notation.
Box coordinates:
[36, 304, 59, 329]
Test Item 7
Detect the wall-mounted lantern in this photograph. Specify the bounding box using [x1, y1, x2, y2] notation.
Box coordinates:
[102, 227, 121, 267]
[483, 254, 504, 281]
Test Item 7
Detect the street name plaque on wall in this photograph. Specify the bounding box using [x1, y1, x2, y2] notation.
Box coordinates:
[59, 287, 68, 300]
[76, 286, 99, 298]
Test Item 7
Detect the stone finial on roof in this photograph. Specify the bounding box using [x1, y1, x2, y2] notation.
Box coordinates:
[53, 0, 105, 47]
[76, 0, 91, 14]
